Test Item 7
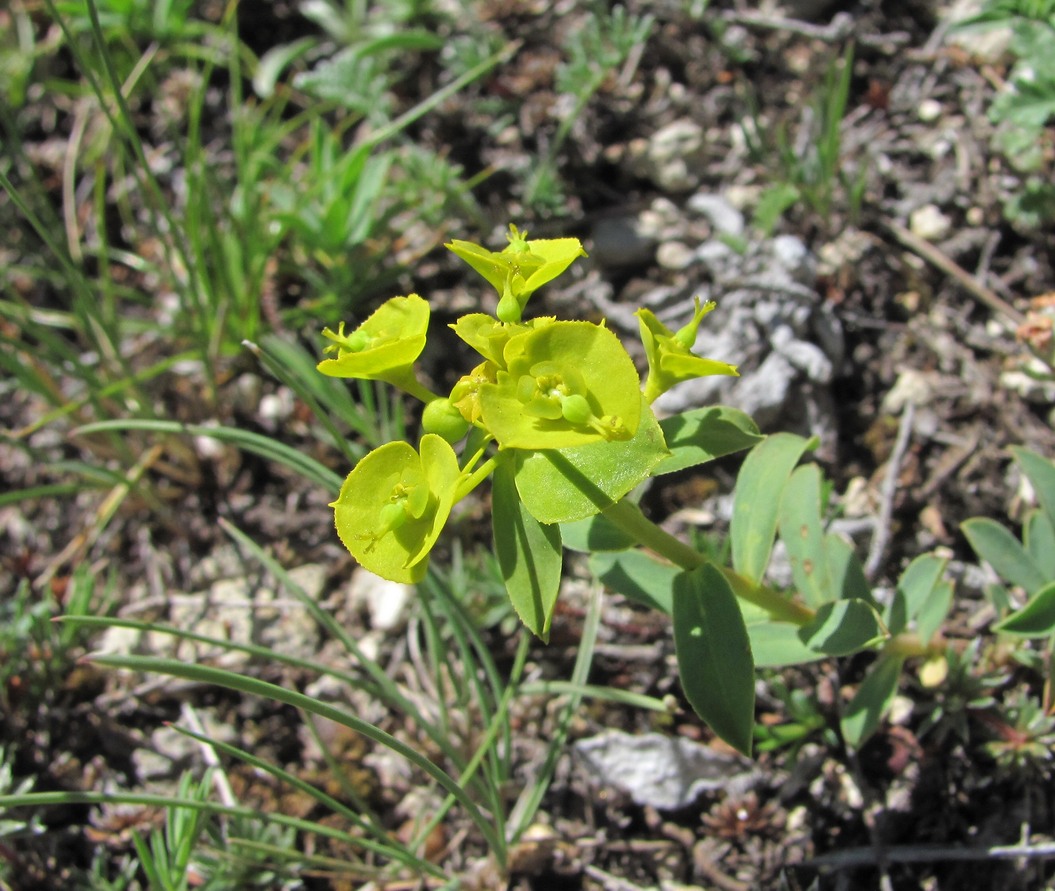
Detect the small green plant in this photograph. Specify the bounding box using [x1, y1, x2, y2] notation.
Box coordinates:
[981, 686, 1055, 775]
[754, 676, 835, 756]
[743, 43, 868, 233]
[955, 1, 1055, 227]
[0, 565, 105, 719]
[317, 224, 947, 755]
[129, 769, 302, 891]
[962, 446, 1055, 641]
[0, 745, 44, 886]
[524, 5, 654, 211]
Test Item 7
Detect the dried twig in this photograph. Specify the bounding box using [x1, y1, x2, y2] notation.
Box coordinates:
[691, 847, 752, 891]
[720, 10, 910, 49]
[180, 702, 236, 809]
[808, 838, 1055, 868]
[881, 218, 1026, 328]
[864, 402, 915, 581]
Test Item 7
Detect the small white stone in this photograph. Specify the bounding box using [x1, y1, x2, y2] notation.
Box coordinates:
[909, 204, 952, 242]
[349, 567, 413, 632]
[918, 98, 943, 123]
[882, 369, 936, 413]
[259, 387, 294, 423]
[656, 241, 695, 270]
[686, 192, 745, 237]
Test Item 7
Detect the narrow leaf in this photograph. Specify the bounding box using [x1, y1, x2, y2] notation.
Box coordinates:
[493, 461, 563, 641]
[962, 517, 1047, 596]
[825, 532, 873, 604]
[1026, 509, 1055, 580]
[916, 580, 953, 646]
[673, 565, 755, 755]
[1014, 446, 1055, 535]
[731, 434, 815, 583]
[886, 552, 950, 635]
[779, 464, 833, 608]
[562, 512, 637, 553]
[253, 36, 315, 98]
[994, 581, 1055, 637]
[747, 620, 827, 667]
[841, 652, 905, 748]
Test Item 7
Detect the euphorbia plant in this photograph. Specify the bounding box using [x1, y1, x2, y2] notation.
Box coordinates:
[319, 224, 939, 755]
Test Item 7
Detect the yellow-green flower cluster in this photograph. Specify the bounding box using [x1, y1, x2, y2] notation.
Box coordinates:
[317, 225, 736, 584]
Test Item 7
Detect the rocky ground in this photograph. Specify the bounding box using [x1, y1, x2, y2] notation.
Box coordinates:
[4, 0, 1055, 889]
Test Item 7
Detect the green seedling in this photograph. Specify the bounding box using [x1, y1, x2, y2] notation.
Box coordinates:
[963, 447, 1055, 640]
[524, 5, 654, 210]
[954, 1, 1055, 227]
[743, 42, 867, 233]
[961, 446, 1055, 739]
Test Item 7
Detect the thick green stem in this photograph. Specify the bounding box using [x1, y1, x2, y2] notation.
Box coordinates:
[601, 499, 815, 626]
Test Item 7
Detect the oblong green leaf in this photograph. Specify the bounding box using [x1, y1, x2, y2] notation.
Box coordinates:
[493, 461, 562, 641]
[747, 621, 826, 667]
[916, 579, 953, 646]
[731, 433, 816, 583]
[589, 549, 678, 614]
[840, 652, 905, 748]
[779, 464, 832, 608]
[653, 406, 763, 475]
[825, 532, 873, 604]
[673, 564, 755, 755]
[798, 600, 884, 656]
[994, 581, 1055, 637]
[962, 517, 1047, 596]
[561, 512, 637, 552]
[886, 552, 950, 635]
[1026, 509, 1055, 580]
[1013, 446, 1055, 535]
[513, 398, 668, 524]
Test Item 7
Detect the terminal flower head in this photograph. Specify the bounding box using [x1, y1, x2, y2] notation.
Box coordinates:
[318, 294, 433, 400]
[331, 434, 462, 584]
[637, 297, 739, 404]
[446, 224, 587, 323]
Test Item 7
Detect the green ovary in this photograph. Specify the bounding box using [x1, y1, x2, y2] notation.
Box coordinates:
[360, 476, 429, 551]
[322, 322, 372, 357]
[516, 363, 625, 438]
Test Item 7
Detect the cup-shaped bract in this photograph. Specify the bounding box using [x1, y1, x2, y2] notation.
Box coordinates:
[479, 321, 642, 450]
[450, 313, 554, 367]
[331, 434, 462, 584]
[317, 294, 430, 388]
[637, 297, 739, 404]
[446, 225, 587, 323]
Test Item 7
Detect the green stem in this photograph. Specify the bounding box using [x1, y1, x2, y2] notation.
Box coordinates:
[455, 453, 501, 502]
[601, 499, 815, 626]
